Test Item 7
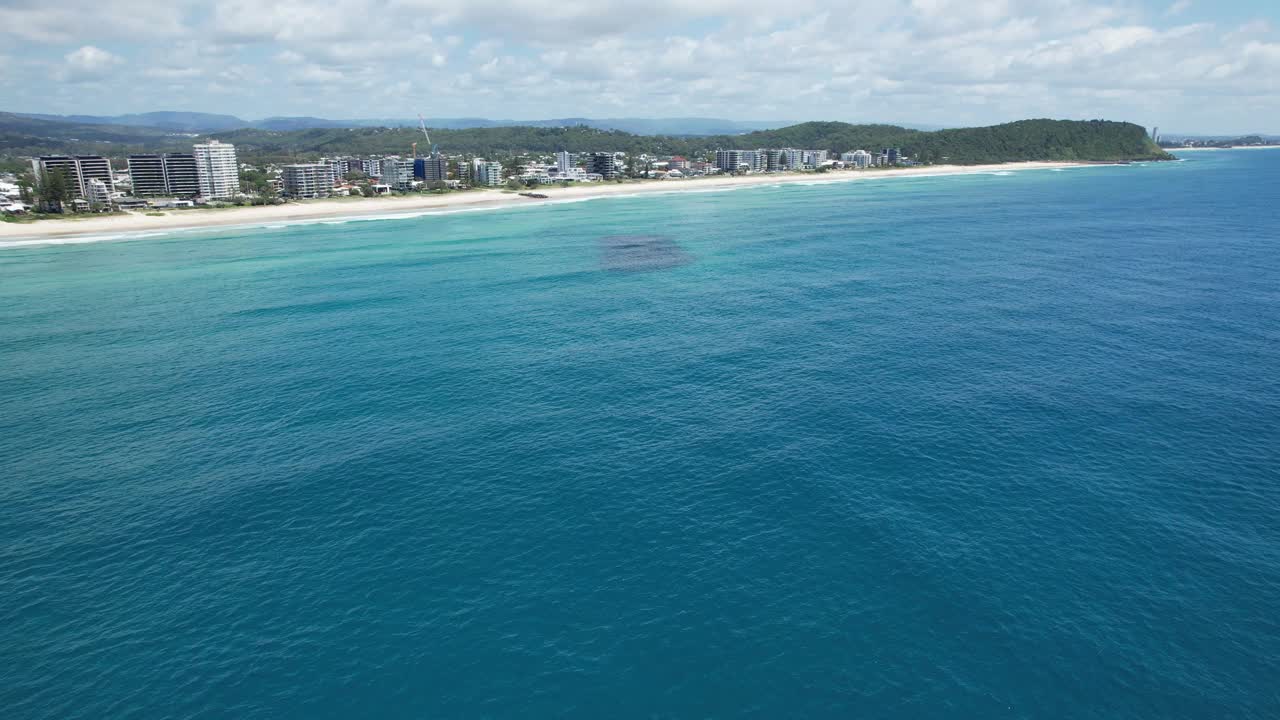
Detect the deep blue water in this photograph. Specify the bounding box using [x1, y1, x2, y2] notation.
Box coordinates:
[2, 151, 1279, 718]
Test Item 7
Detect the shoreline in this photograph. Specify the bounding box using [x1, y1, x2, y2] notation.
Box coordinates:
[1, 162, 1104, 246]
[1170, 145, 1280, 152]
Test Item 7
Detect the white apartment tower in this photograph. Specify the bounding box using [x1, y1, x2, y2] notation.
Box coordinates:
[86, 178, 112, 207]
[281, 164, 336, 198]
[470, 159, 503, 186]
[193, 140, 241, 199]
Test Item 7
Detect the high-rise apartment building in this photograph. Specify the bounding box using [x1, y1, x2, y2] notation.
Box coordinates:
[380, 157, 415, 189]
[740, 150, 765, 173]
[127, 155, 167, 196]
[414, 155, 448, 182]
[586, 152, 618, 179]
[127, 153, 199, 196]
[321, 158, 350, 181]
[715, 150, 746, 173]
[163, 154, 199, 196]
[193, 141, 241, 199]
[470, 159, 504, 186]
[31, 155, 114, 199]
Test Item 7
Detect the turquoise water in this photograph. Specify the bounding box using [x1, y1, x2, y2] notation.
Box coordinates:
[2, 152, 1279, 718]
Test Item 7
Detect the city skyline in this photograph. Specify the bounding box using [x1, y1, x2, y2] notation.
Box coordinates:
[2, 0, 1279, 135]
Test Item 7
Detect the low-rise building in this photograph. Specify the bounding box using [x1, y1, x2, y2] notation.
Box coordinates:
[281, 164, 336, 198]
[86, 178, 111, 207]
[551, 167, 594, 182]
[113, 197, 151, 210]
[805, 150, 829, 166]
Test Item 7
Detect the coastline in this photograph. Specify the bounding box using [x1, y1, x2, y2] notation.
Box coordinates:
[1170, 145, 1280, 152]
[1, 162, 1099, 246]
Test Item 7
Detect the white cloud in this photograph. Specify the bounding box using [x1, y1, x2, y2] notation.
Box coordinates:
[143, 66, 204, 80]
[0, 0, 1277, 132]
[57, 45, 124, 82]
[213, 0, 365, 42]
[0, 0, 187, 43]
[291, 64, 347, 85]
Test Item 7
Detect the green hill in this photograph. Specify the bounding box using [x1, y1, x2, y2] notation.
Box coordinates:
[908, 120, 1170, 163]
[723, 122, 922, 153]
[207, 119, 1167, 162]
[0, 115, 1170, 165]
[722, 119, 1169, 162]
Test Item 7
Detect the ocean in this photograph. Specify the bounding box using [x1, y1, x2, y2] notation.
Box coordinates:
[2, 151, 1278, 718]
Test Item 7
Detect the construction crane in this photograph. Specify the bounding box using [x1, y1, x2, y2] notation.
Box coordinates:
[417, 114, 439, 156]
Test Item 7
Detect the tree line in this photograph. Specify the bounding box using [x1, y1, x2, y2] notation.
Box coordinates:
[4, 118, 1171, 167]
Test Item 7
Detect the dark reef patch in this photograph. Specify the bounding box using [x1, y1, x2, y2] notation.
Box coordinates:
[598, 235, 693, 272]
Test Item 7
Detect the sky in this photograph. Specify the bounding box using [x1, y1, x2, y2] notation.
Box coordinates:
[1, 0, 1277, 134]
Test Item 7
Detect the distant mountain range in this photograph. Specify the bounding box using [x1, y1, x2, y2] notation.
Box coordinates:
[13, 111, 251, 133]
[8, 111, 804, 136]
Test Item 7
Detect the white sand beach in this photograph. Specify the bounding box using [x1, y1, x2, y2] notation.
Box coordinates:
[0, 162, 1101, 245]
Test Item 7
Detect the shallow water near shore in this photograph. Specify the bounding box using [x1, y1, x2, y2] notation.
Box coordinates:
[0, 162, 1091, 247]
[2, 150, 1279, 718]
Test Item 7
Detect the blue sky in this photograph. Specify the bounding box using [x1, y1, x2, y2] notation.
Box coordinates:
[1, 0, 1277, 133]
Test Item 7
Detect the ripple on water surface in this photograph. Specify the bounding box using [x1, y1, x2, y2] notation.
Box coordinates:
[1, 151, 1279, 719]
